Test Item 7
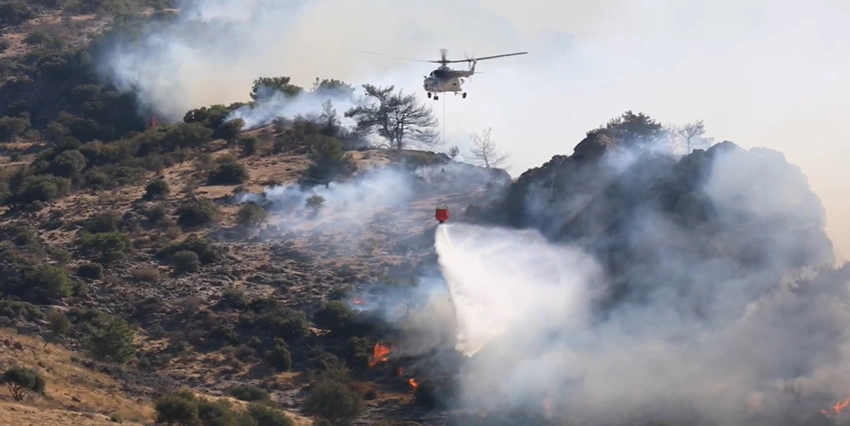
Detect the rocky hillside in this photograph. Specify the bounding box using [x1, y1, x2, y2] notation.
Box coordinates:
[2, 2, 849, 426]
[477, 130, 835, 311]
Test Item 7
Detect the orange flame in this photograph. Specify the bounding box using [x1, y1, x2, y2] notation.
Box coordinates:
[368, 343, 392, 368]
[821, 397, 850, 417]
[352, 298, 366, 305]
[408, 378, 418, 389]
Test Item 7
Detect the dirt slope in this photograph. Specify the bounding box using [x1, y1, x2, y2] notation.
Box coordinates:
[0, 329, 153, 425]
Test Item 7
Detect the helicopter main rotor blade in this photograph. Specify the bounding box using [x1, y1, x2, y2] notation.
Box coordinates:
[470, 51, 528, 61]
[433, 51, 529, 64]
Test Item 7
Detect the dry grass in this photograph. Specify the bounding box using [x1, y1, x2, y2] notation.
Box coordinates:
[0, 329, 154, 425]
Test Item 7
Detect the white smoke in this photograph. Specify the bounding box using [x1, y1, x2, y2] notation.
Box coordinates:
[431, 146, 850, 425]
[435, 223, 600, 356]
[435, 224, 850, 424]
[242, 165, 418, 242]
[225, 87, 358, 130]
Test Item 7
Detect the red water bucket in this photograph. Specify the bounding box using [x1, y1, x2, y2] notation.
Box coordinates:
[435, 205, 449, 223]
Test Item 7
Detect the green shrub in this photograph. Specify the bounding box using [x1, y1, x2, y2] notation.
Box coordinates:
[239, 136, 259, 156]
[343, 337, 372, 372]
[78, 231, 132, 263]
[170, 250, 200, 274]
[0, 2, 34, 27]
[208, 156, 249, 185]
[84, 171, 109, 188]
[312, 301, 352, 334]
[246, 402, 294, 426]
[229, 384, 269, 402]
[47, 310, 70, 336]
[267, 345, 292, 371]
[237, 202, 267, 226]
[305, 136, 357, 185]
[146, 203, 168, 223]
[154, 387, 268, 426]
[109, 166, 147, 187]
[0, 116, 31, 142]
[197, 398, 242, 426]
[14, 263, 73, 303]
[157, 236, 221, 264]
[176, 198, 221, 227]
[0, 367, 45, 401]
[10, 225, 39, 247]
[303, 380, 365, 425]
[154, 392, 199, 426]
[0, 300, 44, 321]
[81, 315, 135, 364]
[85, 210, 122, 233]
[6, 174, 71, 206]
[76, 262, 103, 280]
[144, 178, 170, 200]
[263, 310, 309, 341]
[48, 149, 87, 177]
[216, 286, 247, 310]
[215, 118, 244, 143]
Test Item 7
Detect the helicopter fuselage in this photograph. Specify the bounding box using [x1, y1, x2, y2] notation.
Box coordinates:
[423, 66, 474, 99]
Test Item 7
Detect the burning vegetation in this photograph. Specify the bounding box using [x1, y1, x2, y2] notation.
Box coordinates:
[368, 343, 393, 368]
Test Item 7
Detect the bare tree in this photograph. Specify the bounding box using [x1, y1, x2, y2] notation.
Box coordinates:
[673, 120, 712, 154]
[345, 84, 439, 150]
[469, 128, 509, 168]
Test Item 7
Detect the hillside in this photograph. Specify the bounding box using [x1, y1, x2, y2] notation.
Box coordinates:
[2, 2, 850, 426]
[0, 328, 152, 425]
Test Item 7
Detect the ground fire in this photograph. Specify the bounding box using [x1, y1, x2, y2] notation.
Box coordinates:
[821, 397, 850, 416]
[408, 378, 418, 389]
[368, 343, 393, 368]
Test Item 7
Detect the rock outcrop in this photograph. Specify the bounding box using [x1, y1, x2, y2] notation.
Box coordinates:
[479, 136, 835, 313]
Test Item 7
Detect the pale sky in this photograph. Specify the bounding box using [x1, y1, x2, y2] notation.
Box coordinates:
[107, 0, 850, 259]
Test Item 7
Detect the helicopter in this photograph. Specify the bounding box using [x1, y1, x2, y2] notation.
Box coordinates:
[360, 48, 528, 100]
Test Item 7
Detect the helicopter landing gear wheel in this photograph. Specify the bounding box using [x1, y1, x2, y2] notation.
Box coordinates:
[462, 92, 467, 99]
[427, 92, 431, 98]
[433, 94, 439, 100]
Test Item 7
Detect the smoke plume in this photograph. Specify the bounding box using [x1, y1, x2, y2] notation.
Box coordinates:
[239, 165, 417, 239]
[225, 86, 357, 130]
[433, 145, 850, 425]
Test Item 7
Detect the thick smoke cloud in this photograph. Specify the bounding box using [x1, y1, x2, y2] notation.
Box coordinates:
[434, 146, 850, 425]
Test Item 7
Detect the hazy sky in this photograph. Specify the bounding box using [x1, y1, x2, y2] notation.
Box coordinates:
[104, 0, 850, 259]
